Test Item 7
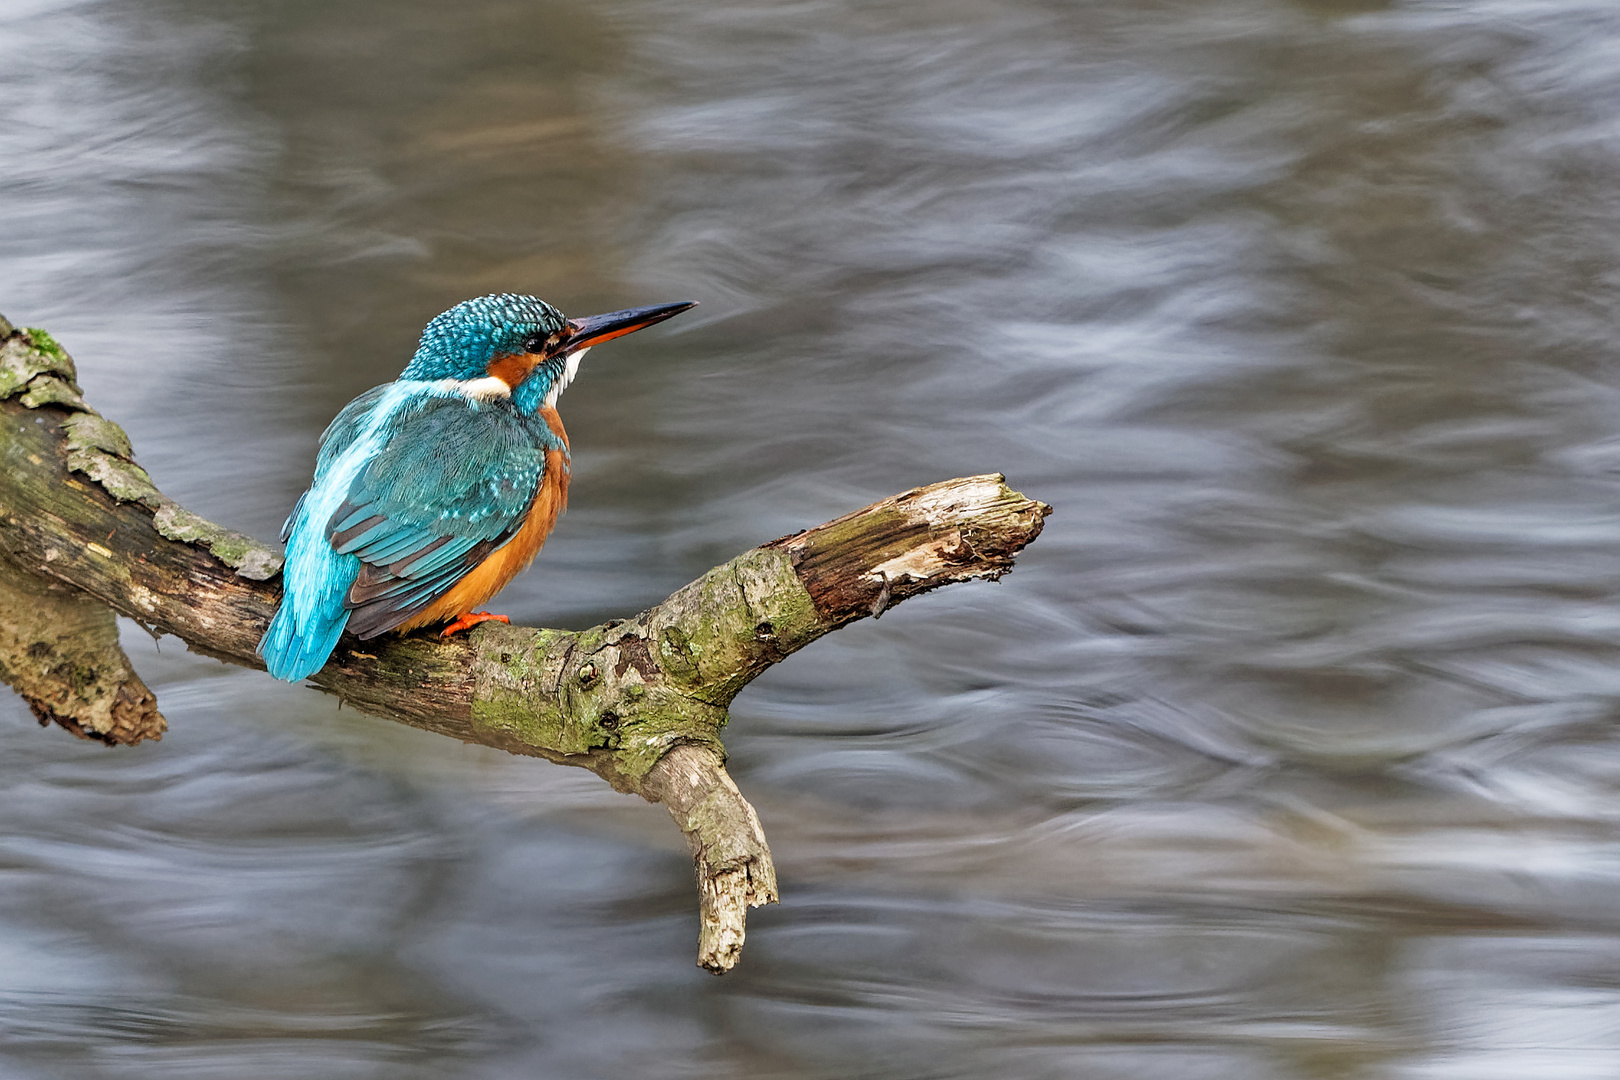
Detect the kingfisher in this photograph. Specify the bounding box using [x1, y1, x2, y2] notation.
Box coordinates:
[259, 293, 695, 682]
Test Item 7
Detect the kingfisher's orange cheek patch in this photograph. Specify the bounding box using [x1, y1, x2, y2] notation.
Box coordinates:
[486, 352, 539, 389]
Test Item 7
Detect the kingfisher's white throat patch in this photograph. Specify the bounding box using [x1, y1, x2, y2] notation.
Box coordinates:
[545, 347, 590, 408]
[452, 375, 512, 401]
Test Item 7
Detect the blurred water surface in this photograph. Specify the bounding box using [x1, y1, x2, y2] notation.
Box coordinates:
[5, 0, 1620, 1076]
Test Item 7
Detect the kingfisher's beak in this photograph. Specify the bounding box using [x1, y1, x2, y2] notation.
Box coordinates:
[558, 300, 697, 356]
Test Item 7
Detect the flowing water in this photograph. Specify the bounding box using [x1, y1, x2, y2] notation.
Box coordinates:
[5, 0, 1620, 1076]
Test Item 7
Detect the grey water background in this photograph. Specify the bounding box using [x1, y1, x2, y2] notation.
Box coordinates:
[5, 0, 1620, 1075]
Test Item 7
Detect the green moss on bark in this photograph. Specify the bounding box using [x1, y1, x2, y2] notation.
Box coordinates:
[0, 332, 78, 399]
[650, 546, 819, 705]
[151, 503, 282, 580]
[466, 622, 731, 781]
[21, 328, 67, 363]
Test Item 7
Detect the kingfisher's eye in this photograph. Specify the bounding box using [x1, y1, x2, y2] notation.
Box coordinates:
[522, 333, 550, 354]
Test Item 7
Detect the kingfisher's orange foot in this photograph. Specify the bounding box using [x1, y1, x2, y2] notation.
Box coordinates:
[440, 611, 510, 636]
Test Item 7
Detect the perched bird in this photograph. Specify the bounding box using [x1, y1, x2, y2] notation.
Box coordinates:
[260, 293, 695, 682]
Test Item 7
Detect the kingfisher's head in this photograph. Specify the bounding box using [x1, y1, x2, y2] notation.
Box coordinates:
[402, 293, 696, 413]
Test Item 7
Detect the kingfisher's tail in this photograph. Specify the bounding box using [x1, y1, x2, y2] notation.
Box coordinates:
[259, 493, 360, 682]
[259, 598, 350, 682]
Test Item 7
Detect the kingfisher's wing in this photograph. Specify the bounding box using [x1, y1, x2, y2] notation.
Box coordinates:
[325, 394, 550, 639]
[280, 384, 393, 542]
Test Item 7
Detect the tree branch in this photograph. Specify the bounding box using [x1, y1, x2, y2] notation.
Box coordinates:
[0, 321, 1050, 971]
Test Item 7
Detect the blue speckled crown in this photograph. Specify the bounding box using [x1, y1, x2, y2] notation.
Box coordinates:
[402, 294, 566, 381]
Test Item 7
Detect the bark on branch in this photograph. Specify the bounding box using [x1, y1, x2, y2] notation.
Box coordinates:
[0, 320, 1050, 971]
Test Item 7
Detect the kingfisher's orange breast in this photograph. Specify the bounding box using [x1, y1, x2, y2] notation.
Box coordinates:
[396, 406, 570, 630]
